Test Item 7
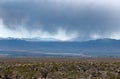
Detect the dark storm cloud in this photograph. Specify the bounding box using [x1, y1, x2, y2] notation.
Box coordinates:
[0, 0, 120, 41]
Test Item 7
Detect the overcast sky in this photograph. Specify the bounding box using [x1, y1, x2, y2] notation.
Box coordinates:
[0, 0, 120, 41]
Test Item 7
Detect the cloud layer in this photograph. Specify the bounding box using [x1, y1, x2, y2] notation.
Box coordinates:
[0, 0, 120, 41]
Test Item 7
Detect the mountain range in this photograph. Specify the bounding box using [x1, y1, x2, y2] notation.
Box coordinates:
[0, 38, 120, 57]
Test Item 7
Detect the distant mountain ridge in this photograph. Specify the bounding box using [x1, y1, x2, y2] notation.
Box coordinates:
[0, 37, 61, 42]
[0, 38, 120, 57]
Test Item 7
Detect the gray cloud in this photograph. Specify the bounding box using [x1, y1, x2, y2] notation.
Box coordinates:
[0, 0, 120, 41]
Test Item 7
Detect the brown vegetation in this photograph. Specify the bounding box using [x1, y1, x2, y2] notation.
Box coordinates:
[0, 58, 120, 79]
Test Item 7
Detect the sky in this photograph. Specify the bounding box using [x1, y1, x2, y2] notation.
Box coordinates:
[0, 0, 120, 41]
